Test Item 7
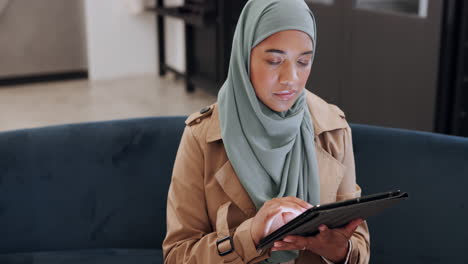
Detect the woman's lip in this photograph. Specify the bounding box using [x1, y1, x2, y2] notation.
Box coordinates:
[273, 90, 297, 100]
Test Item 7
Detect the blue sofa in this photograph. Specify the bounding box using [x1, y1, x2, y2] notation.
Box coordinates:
[0, 116, 467, 263]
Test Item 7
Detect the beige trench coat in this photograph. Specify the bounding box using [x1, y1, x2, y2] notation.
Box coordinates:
[163, 91, 370, 264]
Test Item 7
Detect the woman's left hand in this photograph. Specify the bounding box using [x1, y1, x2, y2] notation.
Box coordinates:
[271, 218, 363, 263]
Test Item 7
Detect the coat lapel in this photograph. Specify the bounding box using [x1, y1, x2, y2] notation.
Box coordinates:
[214, 160, 257, 217]
[315, 146, 345, 204]
[306, 91, 348, 204]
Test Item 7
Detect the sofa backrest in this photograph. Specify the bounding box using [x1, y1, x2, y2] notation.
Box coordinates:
[0, 117, 186, 254]
[351, 124, 468, 263]
[1, 117, 467, 262]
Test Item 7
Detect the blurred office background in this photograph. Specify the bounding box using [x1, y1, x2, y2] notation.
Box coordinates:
[0, 0, 467, 137]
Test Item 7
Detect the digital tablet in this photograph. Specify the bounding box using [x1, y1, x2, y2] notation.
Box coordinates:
[257, 190, 408, 250]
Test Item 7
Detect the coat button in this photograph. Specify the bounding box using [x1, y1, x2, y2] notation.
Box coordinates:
[200, 106, 211, 114]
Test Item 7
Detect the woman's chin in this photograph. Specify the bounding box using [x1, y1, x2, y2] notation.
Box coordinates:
[268, 96, 299, 112]
[267, 101, 295, 112]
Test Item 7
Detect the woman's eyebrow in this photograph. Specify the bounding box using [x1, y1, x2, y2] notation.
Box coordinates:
[265, 49, 286, 54]
[264, 49, 313, 55]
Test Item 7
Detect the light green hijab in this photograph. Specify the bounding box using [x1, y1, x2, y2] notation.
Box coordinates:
[217, 0, 319, 262]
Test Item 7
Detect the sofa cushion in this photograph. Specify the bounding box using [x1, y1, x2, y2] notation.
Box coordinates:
[0, 248, 163, 264]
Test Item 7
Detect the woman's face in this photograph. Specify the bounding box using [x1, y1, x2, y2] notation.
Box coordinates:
[250, 30, 313, 112]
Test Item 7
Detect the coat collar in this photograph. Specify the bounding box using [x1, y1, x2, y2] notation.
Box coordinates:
[205, 90, 348, 143]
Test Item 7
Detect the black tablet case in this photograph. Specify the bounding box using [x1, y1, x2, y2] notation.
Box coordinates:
[257, 190, 409, 250]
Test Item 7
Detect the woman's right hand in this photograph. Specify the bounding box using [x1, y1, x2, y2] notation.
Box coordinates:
[250, 197, 313, 246]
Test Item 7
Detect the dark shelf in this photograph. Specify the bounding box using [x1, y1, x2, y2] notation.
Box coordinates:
[154, 0, 248, 95]
[147, 6, 217, 27]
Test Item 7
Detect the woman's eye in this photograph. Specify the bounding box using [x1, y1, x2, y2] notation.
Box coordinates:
[266, 60, 282, 65]
[298, 60, 310, 66]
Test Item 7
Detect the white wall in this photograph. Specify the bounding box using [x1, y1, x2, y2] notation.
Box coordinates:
[163, 0, 186, 73]
[84, 0, 157, 80]
[164, 17, 186, 73]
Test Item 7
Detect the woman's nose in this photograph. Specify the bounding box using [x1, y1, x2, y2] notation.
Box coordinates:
[279, 63, 299, 86]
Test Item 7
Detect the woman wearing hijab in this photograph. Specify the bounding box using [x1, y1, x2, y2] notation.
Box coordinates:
[163, 0, 370, 263]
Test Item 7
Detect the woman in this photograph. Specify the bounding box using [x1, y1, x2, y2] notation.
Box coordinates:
[163, 0, 370, 263]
